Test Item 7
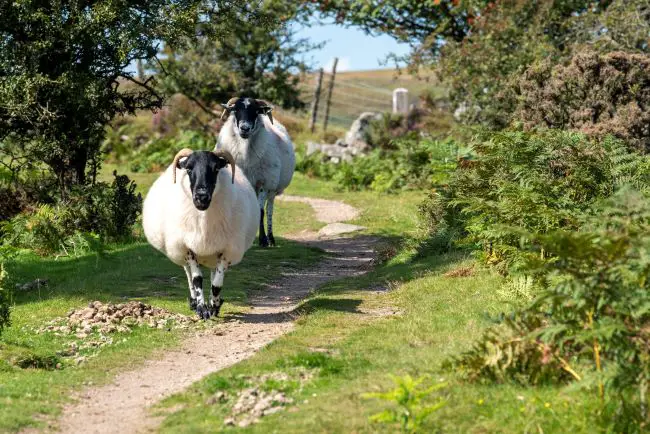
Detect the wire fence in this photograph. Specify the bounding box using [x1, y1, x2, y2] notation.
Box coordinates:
[298, 71, 404, 130]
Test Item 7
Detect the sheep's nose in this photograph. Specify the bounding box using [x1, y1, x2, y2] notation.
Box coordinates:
[194, 188, 211, 206]
[239, 123, 251, 133]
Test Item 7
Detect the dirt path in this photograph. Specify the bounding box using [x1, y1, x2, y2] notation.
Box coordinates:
[277, 195, 360, 223]
[55, 196, 376, 434]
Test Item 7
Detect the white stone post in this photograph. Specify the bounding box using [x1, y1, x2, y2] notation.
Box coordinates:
[392, 88, 409, 114]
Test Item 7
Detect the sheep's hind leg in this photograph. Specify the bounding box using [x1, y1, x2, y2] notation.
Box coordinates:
[209, 257, 228, 317]
[266, 192, 276, 247]
[185, 250, 210, 320]
[258, 189, 270, 247]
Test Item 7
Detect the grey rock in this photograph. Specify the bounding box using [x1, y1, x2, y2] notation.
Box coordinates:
[344, 112, 382, 151]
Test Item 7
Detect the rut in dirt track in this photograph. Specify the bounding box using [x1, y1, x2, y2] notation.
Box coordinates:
[53, 197, 378, 434]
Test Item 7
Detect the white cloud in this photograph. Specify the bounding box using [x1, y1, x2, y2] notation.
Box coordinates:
[324, 57, 351, 73]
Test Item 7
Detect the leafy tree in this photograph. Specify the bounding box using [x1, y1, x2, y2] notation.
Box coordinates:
[314, 0, 649, 129]
[154, 0, 321, 114]
[310, 0, 489, 55]
[0, 0, 249, 192]
[437, 0, 605, 127]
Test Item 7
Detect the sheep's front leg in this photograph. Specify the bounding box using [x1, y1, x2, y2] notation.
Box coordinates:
[183, 265, 197, 311]
[209, 257, 228, 317]
[185, 251, 210, 320]
[266, 192, 276, 247]
[258, 189, 269, 247]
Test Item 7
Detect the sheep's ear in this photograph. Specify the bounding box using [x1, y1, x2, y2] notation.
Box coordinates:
[176, 157, 189, 169]
[260, 105, 274, 124]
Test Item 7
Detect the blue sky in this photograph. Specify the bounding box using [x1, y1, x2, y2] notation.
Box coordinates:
[128, 19, 410, 74]
[296, 21, 411, 72]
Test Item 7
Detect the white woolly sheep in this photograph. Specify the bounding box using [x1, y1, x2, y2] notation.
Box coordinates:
[216, 97, 295, 247]
[142, 148, 259, 319]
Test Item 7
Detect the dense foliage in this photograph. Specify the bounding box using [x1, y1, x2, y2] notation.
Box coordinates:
[0, 0, 270, 257]
[421, 130, 649, 270]
[450, 189, 650, 426]
[517, 50, 650, 152]
[105, 127, 214, 173]
[1, 173, 142, 256]
[0, 0, 203, 190]
[153, 0, 319, 114]
[420, 129, 650, 424]
[297, 136, 459, 193]
[311, 0, 489, 59]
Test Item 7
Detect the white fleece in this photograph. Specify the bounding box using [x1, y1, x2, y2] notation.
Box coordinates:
[142, 163, 259, 268]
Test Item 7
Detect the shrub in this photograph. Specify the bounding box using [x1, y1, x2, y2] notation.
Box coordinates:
[297, 136, 460, 193]
[446, 315, 576, 385]
[421, 129, 650, 272]
[449, 189, 650, 424]
[517, 50, 650, 152]
[362, 375, 447, 433]
[128, 130, 213, 173]
[1, 172, 142, 256]
[365, 113, 409, 150]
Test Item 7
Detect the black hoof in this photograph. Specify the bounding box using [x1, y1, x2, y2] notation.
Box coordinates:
[209, 298, 224, 317]
[259, 235, 269, 248]
[189, 297, 197, 311]
[196, 303, 211, 320]
[268, 233, 276, 247]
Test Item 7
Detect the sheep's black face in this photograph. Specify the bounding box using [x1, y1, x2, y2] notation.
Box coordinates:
[177, 151, 229, 211]
[222, 97, 272, 139]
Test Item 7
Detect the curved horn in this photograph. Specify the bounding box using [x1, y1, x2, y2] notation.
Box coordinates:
[213, 149, 236, 184]
[172, 148, 194, 184]
[256, 99, 274, 124]
[220, 97, 239, 121]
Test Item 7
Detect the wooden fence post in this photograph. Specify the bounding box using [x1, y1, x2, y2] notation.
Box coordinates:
[309, 68, 324, 133]
[322, 57, 338, 133]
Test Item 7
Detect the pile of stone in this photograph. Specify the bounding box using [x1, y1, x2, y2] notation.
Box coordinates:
[37, 300, 197, 337]
[224, 388, 293, 428]
[306, 112, 383, 163]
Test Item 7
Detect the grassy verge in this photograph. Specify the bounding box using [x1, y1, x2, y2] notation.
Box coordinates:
[155, 176, 603, 433]
[157, 250, 602, 434]
[0, 166, 324, 432]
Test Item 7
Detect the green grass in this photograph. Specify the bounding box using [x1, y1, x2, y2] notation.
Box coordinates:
[156, 250, 602, 434]
[2, 162, 604, 432]
[0, 166, 325, 432]
[286, 172, 424, 237]
[152, 174, 604, 433]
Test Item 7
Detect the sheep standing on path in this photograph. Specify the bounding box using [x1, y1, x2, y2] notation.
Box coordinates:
[142, 148, 259, 319]
[216, 97, 295, 247]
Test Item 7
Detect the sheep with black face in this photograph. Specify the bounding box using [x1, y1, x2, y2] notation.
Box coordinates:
[142, 148, 259, 319]
[216, 97, 295, 247]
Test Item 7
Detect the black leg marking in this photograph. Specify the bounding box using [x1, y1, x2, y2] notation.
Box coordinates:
[259, 208, 269, 247]
[196, 303, 210, 320]
[268, 232, 276, 247]
[191, 275, 205, 316]
[209, 285, 224, 317]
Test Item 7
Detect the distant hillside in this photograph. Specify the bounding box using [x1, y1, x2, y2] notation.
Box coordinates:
[282, 68, 444, 130]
